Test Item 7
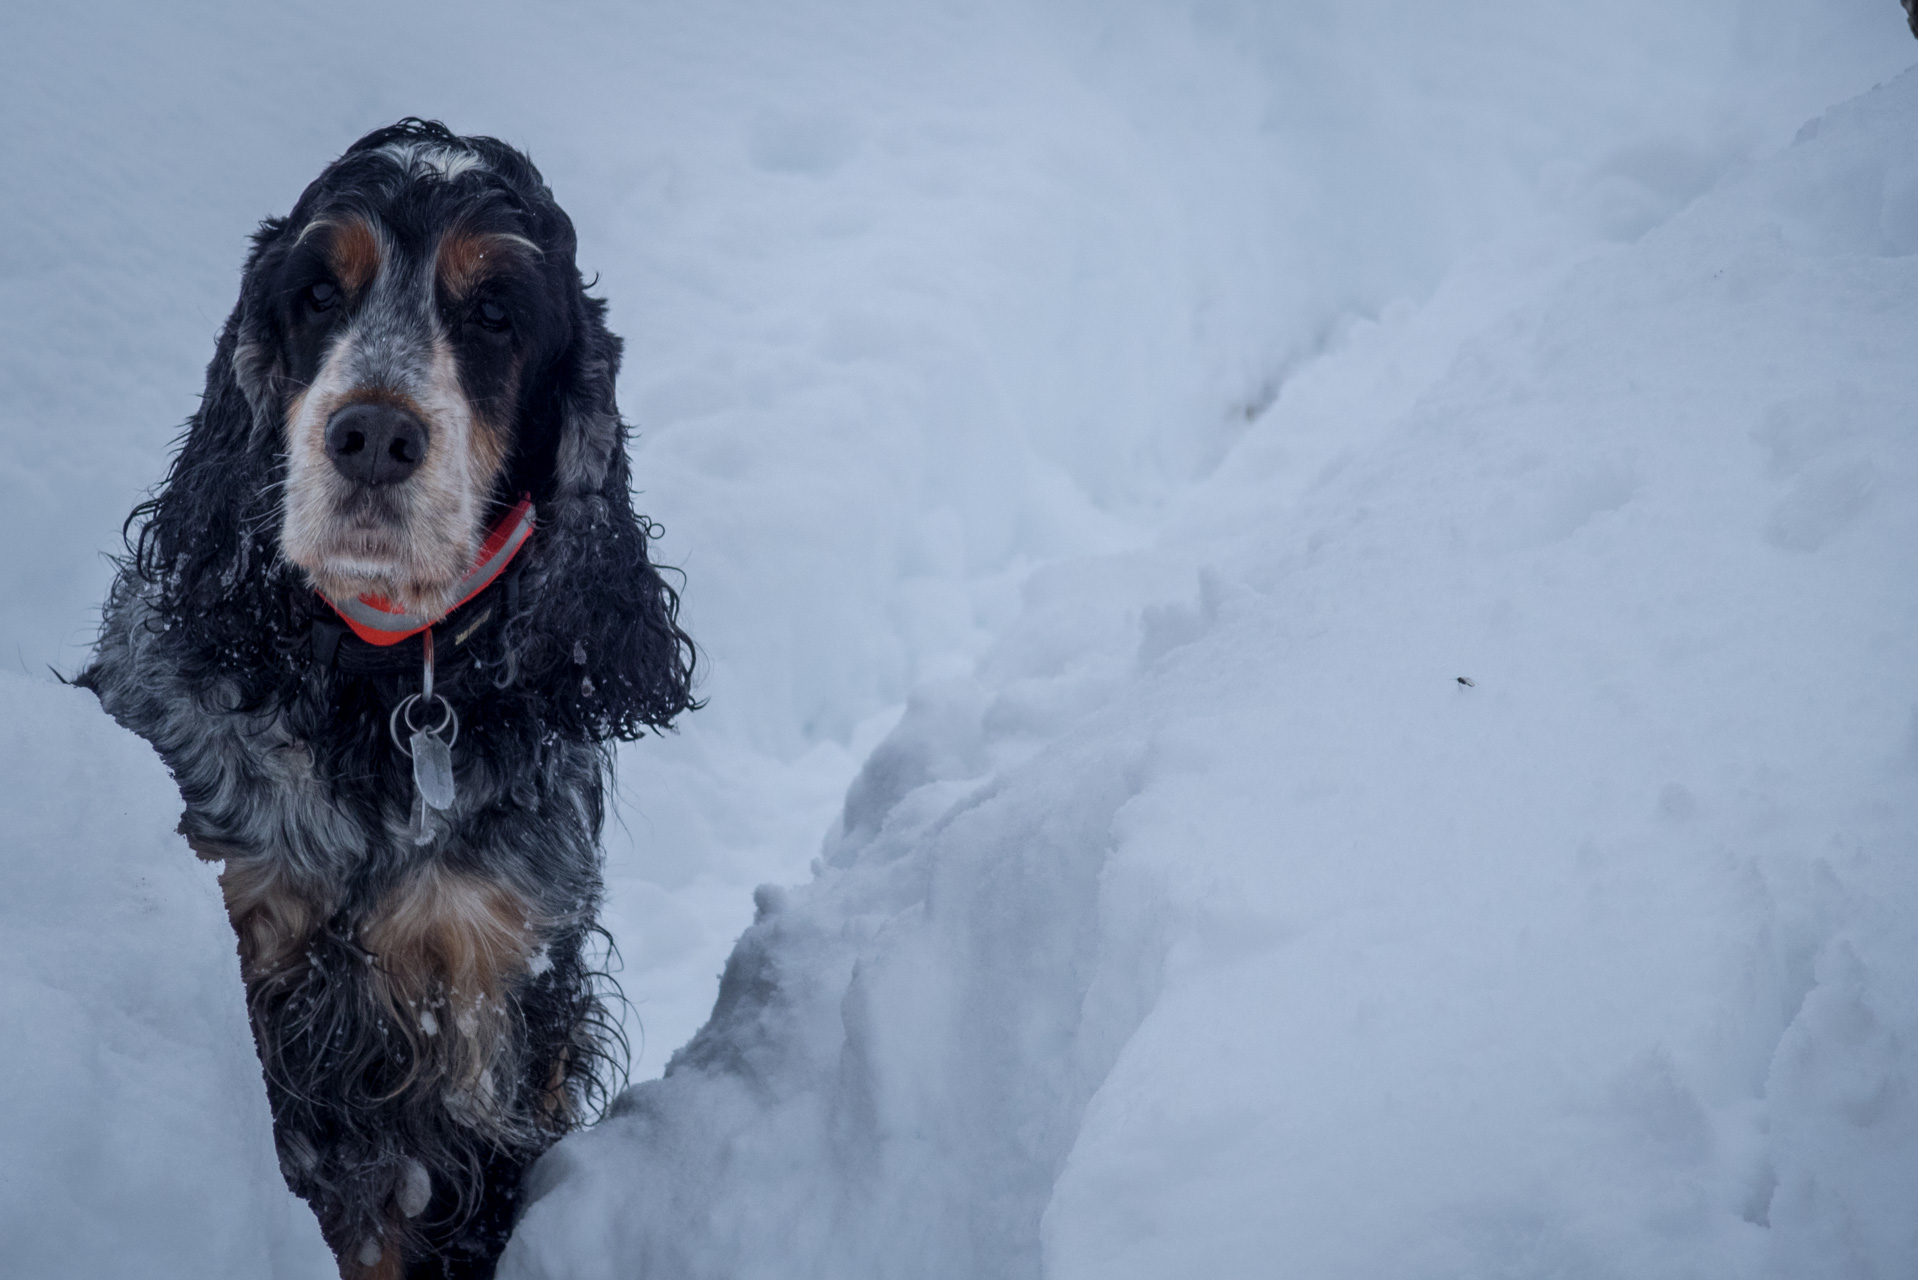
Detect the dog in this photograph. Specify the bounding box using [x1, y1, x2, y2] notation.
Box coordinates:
[79, 119, 695, 1278]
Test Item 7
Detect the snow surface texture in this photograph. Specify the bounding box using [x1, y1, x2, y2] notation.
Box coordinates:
[0, 676, 334, 1277]
[506, 26, 1918, 1280]
[2, 1, 1915, 1277]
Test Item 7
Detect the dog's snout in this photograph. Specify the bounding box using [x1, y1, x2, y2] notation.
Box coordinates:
[324, 402, 429, 487]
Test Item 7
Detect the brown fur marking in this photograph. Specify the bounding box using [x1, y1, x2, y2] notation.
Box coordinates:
[361, 865, 543, 1129]
[364, 864, 534, 1005]
[327, 214, 384, 295]
[434, 228, 539, 301]
[220, 855, 322, 985]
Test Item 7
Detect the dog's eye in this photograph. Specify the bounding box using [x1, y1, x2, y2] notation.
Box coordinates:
[306, 282, 338, 313]
[475, 300, 511, 333]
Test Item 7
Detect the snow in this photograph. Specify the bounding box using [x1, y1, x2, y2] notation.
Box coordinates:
[500, 55, 1918, 1279]
[3, 2, 1916, 1277]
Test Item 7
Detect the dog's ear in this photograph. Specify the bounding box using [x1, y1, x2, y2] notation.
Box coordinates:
[553, 292, 622, 497]
[502, 284, 696, 739]
[113, 229, 310, 712]
[507, 486, 698, 740]
[230, 218, 294, 447]
[140, 218, 284, 599]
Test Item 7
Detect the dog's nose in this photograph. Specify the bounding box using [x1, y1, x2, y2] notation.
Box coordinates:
[324, 402, 429, 487]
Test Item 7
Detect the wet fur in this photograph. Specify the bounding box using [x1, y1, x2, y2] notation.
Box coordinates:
[79, 120, 695, 1277]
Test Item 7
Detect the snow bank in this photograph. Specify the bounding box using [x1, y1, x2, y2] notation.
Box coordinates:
[593, 0, 1917, 1060]
[504, 66, 1918, 1280]
[0, 675, 332, 1278]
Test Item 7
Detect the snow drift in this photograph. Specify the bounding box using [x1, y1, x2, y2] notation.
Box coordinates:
[504, 65, 1918, 1280]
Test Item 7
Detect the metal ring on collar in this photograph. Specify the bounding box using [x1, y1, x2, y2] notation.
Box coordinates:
[389, 693, 460, 755]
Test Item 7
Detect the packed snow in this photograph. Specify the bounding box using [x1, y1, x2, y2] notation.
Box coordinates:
[2, 2, 1915, 1278]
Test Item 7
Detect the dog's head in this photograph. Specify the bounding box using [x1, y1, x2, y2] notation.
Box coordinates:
[116, 119, 694, 740]
[233, 119, 618, 619]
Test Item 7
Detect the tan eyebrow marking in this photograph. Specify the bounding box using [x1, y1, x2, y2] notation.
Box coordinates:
[435, 229, 543, 299]
[297, 213, 384, 294]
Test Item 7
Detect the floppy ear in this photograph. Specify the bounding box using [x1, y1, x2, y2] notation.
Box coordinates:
[499, 288, 697, 739]
[225, 217, 295, 448]
[553, 293, 622, 497]
[506, 488, 697, 740]
[104, 231, 312, 714]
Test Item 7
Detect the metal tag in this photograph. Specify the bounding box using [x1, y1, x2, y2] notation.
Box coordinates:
[411, 728, 456, 812]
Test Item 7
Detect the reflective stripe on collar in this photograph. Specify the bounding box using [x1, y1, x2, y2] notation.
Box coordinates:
[317, 496, 535, 647]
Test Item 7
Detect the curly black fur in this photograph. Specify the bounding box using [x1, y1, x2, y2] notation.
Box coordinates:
[79, 120, 694, 1278]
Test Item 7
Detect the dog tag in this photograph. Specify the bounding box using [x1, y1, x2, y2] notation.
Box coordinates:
[399, 630, 457, 845]
[412, 728, 456, 812]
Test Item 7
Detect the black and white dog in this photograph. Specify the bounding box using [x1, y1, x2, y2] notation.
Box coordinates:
[80, 119, 695, 1278]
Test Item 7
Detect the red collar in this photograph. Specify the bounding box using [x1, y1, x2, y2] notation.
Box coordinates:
[317, 496, 536, 647]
